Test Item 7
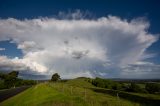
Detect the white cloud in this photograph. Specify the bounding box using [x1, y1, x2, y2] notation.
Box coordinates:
[121, 61, 160, 79]
[0, 13, 159, 79]
[0, 56, 27, 71]
[17, 41, 35, 50]
[0, 48, 5, 51]
[0, 56, 47, 73]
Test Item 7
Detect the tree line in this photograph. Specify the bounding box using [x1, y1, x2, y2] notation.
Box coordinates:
[49, 73, 160, 94]
[0, 71, 36, 90]
[91, 77, 160, 94]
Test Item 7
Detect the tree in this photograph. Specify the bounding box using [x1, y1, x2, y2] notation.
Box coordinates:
[125, 83, 147, 93]
[0, 71, 36, 90]
[145, 83, 160, 93]
[112, 82, 122, 90]
[51, 73, 60, 82]
[5, 71, 19, 88]
[92, 77, 115, 89]
[8, 71, 19, 78]
[0, 73, 6, 80]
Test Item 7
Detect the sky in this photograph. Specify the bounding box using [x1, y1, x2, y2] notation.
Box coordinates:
[0, 0, 160, 79]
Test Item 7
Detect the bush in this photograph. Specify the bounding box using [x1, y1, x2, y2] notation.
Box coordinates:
[125, 83, 147, 93]
[92, 77, 122, 90]
[0, 80, 6, 89]
[145, 83, 160, 93]
[112, 82, 122, 90]
[92, 78, 148, 93]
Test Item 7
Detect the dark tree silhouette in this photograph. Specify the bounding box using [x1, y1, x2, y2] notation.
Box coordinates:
[51, 73, 60, 82]
[6, 71, 19, 88]
[8, 71, 19, 78]
[145, 83, 160, 93]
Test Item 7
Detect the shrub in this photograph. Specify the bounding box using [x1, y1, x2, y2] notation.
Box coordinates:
[145, 83, 160, 93]
[0, 80, 6, 89]
[112, 82, 122, 90]
[125, 83, 147, 93]
[92, 77, 121, 90]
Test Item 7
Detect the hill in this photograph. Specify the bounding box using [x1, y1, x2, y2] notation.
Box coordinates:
[0, 78, 159, 106]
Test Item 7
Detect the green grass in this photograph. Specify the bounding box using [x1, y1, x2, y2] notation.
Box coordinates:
[1, 83, 87, 106]
[65, 78, 94, 88]
[1, 78, 158, 106]
[137, 83, 145, 89]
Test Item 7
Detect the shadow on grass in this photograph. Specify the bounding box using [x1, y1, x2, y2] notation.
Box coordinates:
[90, 88, 160, 106]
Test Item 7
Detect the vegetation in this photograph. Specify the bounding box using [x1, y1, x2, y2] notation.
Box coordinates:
[0, 71, 36, 90]
[1, 78, 141, 106]
[125, 83, 147, 93]
[0, 77, 160, 106]
[51, 73, 60, 82]
[91, 77, 160, 94]
[92, 77, 123, 90]
[145, 83, 160, 93]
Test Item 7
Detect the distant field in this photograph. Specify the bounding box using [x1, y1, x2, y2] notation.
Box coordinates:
[0, 78, 160, 106]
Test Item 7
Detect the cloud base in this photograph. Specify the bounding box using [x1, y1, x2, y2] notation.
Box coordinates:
[0, 14, 159, 79]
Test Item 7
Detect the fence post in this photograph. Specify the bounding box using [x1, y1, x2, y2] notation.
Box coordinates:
[117, 93, 121, 106]
[117, 93, 119, 100]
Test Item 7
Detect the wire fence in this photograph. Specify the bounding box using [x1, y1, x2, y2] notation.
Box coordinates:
[47, 82, 129, 106]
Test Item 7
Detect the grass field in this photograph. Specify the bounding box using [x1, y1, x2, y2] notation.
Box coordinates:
[0, 78, 159, 106]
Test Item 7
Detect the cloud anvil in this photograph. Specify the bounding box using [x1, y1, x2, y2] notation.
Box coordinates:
[0, 15, 159, 79]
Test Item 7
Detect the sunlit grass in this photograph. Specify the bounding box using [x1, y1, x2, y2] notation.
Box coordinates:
[0, 79, 142, 106]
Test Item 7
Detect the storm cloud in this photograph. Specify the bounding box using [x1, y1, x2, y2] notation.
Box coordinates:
[0, 13, 158, 79]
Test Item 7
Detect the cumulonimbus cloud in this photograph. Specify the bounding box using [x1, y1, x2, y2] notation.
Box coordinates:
[0, 13, 159, 79]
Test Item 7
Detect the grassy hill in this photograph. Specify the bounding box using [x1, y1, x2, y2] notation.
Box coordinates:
[65, 77, 94, 88]
[0, 78, 159, 106]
